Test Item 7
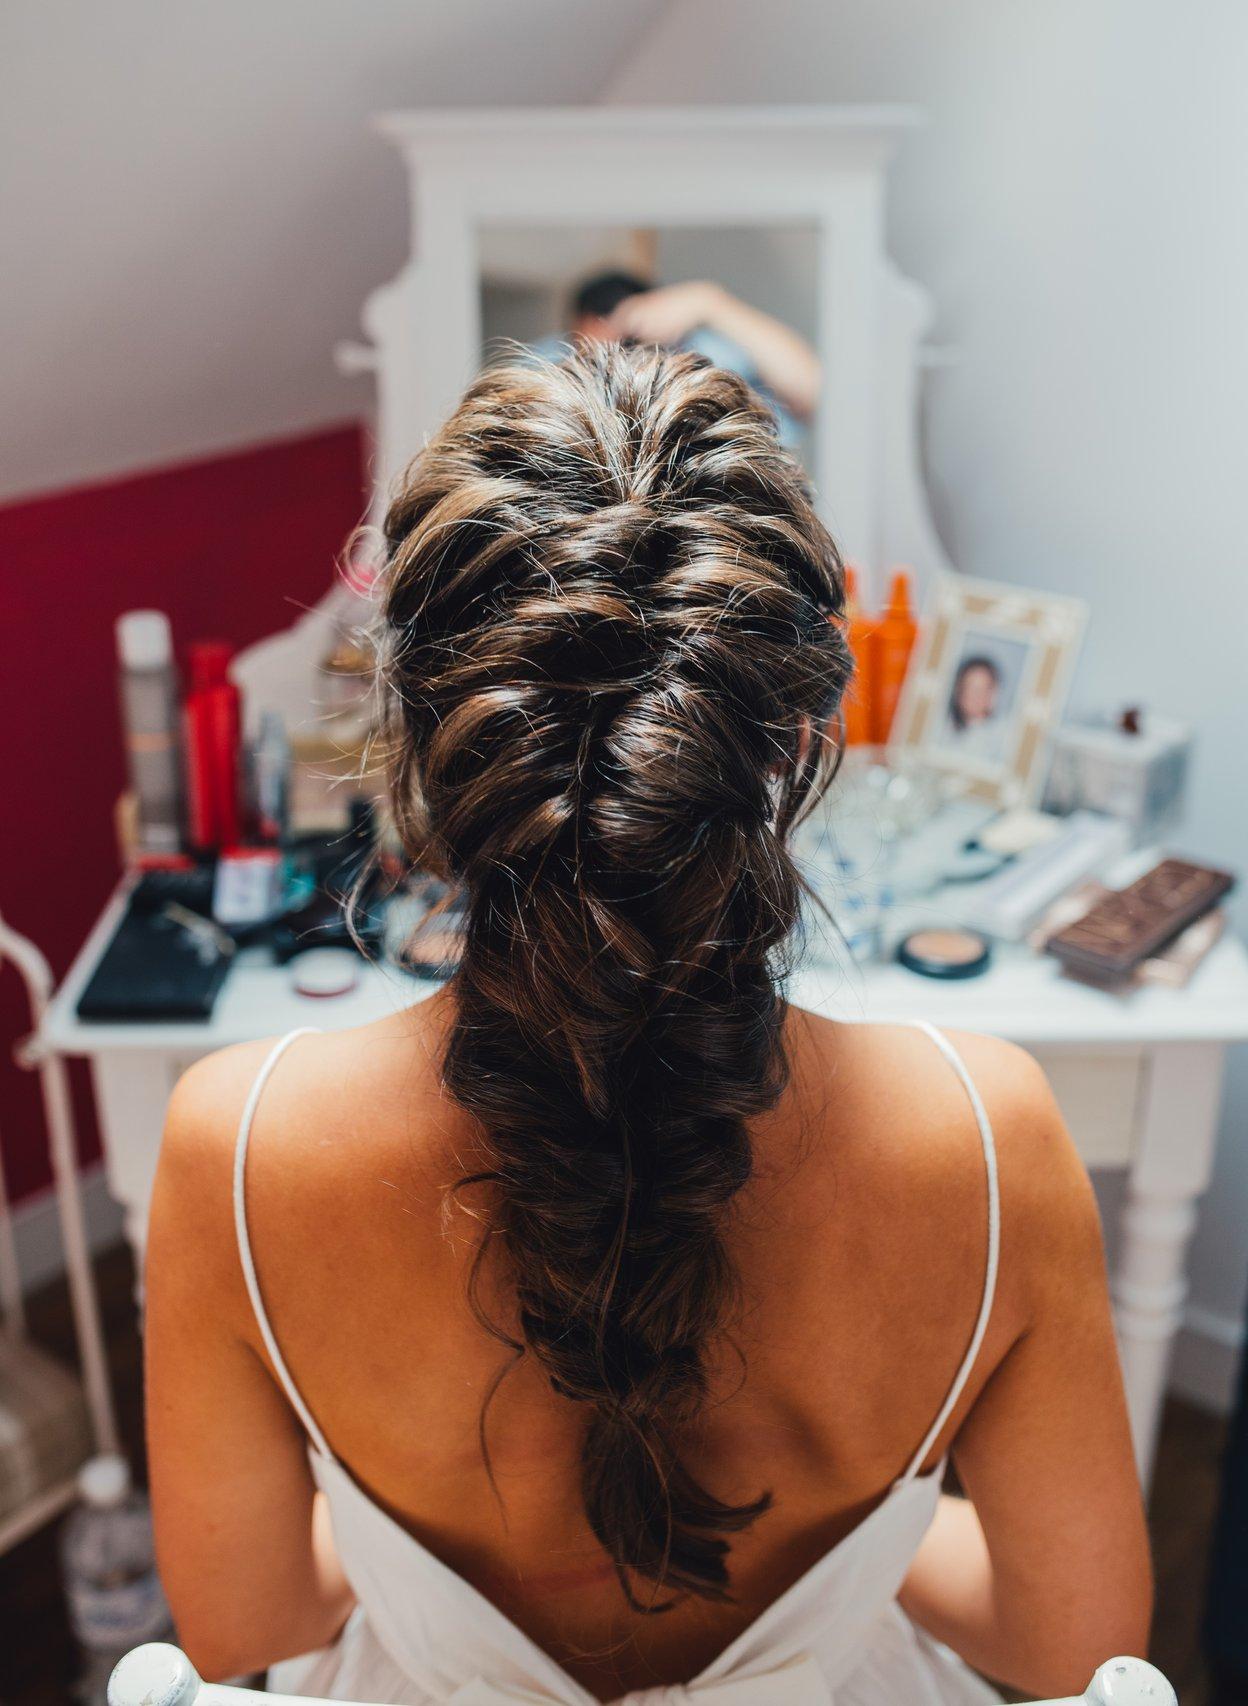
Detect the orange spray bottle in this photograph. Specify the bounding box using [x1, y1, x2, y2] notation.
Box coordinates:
[839, 566, 877, 746]
[871, 568, 918, 746]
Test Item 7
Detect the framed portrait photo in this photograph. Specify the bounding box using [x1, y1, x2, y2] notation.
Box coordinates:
[889, 573, 1087, 809]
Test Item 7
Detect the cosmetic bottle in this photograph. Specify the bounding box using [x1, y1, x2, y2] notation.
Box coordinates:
[183, 641, 242, 852]
[871, 569, 918, 746]
[115, 611, 181, 854]
[840, 567, 877, 745]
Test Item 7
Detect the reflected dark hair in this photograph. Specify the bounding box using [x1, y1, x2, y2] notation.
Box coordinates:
[949, 654, 1002, 729]
[376, 344, 850, 1609]
[571, 268, 651, 322]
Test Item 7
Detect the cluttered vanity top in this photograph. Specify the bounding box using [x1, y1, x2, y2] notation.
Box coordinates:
[39, 562, 1248, 1059]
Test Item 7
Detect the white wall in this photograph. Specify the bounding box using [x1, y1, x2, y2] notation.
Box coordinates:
[610, 0, 1248, 1404]
[0, 0, 669, 500]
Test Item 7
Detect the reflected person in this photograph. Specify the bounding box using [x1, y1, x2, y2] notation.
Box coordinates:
[557, 269, 820, 448]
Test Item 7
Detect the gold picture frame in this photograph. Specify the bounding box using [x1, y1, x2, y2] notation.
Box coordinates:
[889, 572, 1087, 809]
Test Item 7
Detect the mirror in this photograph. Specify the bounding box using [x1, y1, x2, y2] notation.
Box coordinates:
[477, 222, 820, 473]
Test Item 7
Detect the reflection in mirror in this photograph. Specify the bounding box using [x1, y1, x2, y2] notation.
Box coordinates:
[477, 223, 819, 474]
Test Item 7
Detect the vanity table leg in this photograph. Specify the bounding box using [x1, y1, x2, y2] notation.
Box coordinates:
[90, 1049, 189, 1284]
[1114, 1041, 1226, 1490]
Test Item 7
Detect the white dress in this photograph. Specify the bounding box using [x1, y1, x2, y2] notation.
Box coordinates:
[236, 1024, 1004, 1705]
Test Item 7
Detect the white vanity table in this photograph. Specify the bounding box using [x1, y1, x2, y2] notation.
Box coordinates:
[38, 882, 1248, 1493]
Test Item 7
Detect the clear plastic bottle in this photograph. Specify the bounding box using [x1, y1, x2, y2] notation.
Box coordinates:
[60, 1455, 171, 1703]
[116, 610, 182, 854]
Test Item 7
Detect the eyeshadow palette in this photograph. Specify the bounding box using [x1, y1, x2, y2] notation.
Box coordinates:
[1044, 857, 1234, 981]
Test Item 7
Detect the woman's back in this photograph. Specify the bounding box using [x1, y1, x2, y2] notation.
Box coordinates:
[146, 345, 1150, 1701]
[152, 993, 1124, 1702]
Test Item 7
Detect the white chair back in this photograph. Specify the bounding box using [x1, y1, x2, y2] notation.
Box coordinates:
[107, 1642, 1178, 1705]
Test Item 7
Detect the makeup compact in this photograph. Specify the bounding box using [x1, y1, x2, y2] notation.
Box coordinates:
[897, 927, 992, 980]
[291, 949, 360, 999]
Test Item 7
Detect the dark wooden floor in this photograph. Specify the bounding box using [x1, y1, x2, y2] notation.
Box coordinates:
[0, 1244, 1230, 1704]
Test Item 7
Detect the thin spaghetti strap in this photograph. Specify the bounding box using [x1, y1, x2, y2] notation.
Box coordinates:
[898, 1020, 1001, 1483]
[232, 1028, 334, 1460]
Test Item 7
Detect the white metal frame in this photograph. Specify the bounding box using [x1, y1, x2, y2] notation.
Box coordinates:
[0, 912, 119, 1553]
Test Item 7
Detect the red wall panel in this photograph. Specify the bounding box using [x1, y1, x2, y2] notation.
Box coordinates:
[1, 424, 367, 1203]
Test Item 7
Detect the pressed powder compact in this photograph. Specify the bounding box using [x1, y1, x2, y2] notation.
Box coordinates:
[897, 927, 992, 980]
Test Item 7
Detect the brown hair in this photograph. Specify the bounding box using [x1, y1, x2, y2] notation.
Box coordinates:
[376, 343, 850, 1608]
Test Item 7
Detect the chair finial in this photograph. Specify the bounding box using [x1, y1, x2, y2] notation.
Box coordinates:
[1086, 1656, 1177, 1706]
[108, 1642, 201, 1706]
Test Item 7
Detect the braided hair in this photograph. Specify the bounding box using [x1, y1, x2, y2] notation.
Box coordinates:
[376, 343, 850, 1609]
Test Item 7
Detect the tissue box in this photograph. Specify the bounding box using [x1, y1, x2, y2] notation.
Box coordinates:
[1043, 712, 1191, 844]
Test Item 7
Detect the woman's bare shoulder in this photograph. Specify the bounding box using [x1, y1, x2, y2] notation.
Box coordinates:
[156, 1036, 286, 1238]
[785, 1013, 1102, 1319]
[786, 1010, 1049, 1142]
[934, 1027, 1101, 1236]
[165, 1035, 281, 1137]
[164, 1001, 456, 1162]
[157, 1011, 441, 1191]
[790, 1011, 1083, 1169]
[153, 1010, 465, 1320]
